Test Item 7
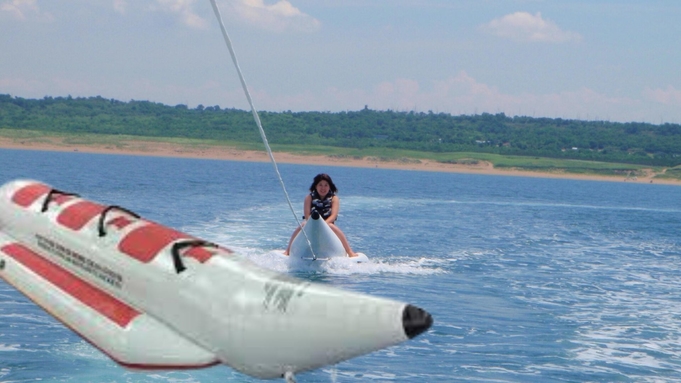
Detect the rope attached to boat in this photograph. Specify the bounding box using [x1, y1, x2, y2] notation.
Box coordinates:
[208, 0, 317, 260]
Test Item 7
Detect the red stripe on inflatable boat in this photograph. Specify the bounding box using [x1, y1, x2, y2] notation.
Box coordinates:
[115, 360, 220, 371]
[57, 201, 106, 231]
[107, 216, 134, 230]
[184, 247, 214, 263]
[11, 183, 50, 207]
[118, 223, 190, 263]
[1, 243, 140, 327]
[52, 193, 75, 206]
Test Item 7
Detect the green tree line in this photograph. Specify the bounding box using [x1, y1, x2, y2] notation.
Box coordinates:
[1, 94, 680, 166]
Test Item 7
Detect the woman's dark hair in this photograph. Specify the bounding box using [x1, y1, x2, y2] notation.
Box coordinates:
[309, 173, 338, 193]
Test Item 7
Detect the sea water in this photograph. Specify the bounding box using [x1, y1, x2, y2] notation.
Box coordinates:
[0, 148, 680, 382]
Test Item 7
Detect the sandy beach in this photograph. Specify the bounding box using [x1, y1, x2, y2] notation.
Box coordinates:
[1, 135, 679, 185]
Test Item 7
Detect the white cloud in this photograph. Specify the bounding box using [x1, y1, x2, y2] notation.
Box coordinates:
[153, 0, 208, 29]
[480, 12, 581, 43]
[113, 0, 127, 15]
[232, 0, 320, 33]
[0, 76, 43, 94]
[643, 86, 681, 106]
[428, 74, 636, 120]
[259, 72, 658, 123]
[0, 0, 52, 21]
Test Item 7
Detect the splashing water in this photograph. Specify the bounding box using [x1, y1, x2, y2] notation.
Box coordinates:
[226, 246, 446, 276]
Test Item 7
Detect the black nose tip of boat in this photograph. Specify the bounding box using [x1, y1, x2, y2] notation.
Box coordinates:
[402, 304, 433, 339]
[310, 210, 320, 220]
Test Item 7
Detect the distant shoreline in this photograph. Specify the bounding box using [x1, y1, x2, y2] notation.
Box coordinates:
[1, 136, 679, 186]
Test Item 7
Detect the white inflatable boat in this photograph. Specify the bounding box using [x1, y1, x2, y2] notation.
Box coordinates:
[287, 210, 368, 263]
[0, 179, 431, 381]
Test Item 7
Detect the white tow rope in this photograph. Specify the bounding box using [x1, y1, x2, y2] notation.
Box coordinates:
[208, 0, 317, 260]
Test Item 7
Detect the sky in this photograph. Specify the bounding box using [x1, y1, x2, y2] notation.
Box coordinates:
[1, 0, 680, 124]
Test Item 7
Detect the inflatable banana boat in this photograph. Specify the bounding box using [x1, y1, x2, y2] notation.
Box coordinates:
[0, 179, 431, 381]
[287, 210, 368, 263]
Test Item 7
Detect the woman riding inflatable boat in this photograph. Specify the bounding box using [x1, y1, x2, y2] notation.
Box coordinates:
[284, 173, 358, 258]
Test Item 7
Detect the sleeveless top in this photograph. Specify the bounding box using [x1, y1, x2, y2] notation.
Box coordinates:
[309, 190, 335, 221]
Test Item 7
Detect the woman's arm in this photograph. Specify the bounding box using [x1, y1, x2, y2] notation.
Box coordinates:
[326, 195, 340, 223]
[303, 194, 312, 219]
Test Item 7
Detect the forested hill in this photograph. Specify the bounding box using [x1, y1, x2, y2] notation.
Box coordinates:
[2, 94, 681, 167]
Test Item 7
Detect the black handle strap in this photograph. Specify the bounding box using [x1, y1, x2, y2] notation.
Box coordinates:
[40, 189, 80, 213]
[171, 240, 218, 274]
[97, 205, 141, 237]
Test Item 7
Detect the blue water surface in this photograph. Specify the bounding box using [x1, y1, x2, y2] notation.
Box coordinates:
[1, 148, 681, 382]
